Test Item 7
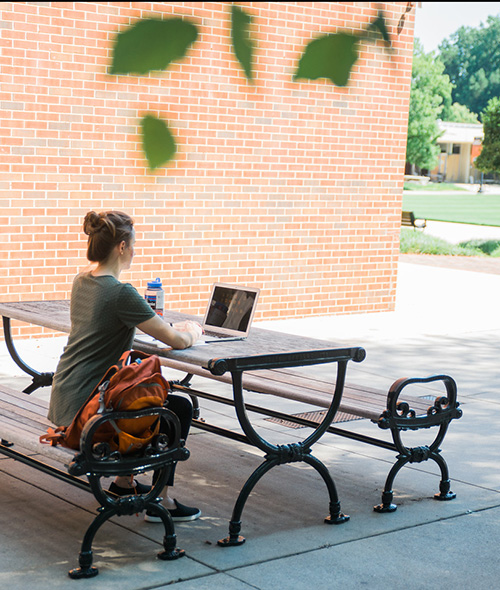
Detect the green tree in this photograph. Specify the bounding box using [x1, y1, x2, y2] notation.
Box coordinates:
[109, 7, 391, 170]
[475, 97, 500, 174]
[439, 15, 500, 115]
[441, 102, 479, 124]
[406, 40, 452, 171]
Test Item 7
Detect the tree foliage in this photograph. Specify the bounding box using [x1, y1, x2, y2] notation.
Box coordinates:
[475, 97, 500, 174]
[109, 7, 391, 170]
[294, 32, 359, 86]
[141, 116, 176, 170]
[406, 40, 452, 170]
[109, 18, 198, 75]
[230, 5, 254, 82]
[439, 15, 500, 115]
[441, 102, 479, 124]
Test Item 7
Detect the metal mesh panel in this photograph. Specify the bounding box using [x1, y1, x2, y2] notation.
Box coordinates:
[265, 410, 364, 429]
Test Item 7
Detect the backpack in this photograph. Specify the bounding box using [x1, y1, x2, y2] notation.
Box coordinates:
[40, 349, 170, 455]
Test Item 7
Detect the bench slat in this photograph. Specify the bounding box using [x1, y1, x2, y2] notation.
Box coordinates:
[267, 369, 433, 411]
[0, 385, 74, 463]
[161, 359, 432, 422]
[0, 400, 52, 433]
[0, 417, 75, 464]
[0, 387, 50, 413]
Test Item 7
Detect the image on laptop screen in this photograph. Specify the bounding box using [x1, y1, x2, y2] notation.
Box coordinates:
[203, 283, 260, 338]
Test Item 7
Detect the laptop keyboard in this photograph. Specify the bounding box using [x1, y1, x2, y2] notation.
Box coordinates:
[204, 331, 230, 339]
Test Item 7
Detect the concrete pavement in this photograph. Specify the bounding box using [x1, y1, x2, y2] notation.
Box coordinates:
[1, 252, 500, 589]
[424, 219, 500, 244]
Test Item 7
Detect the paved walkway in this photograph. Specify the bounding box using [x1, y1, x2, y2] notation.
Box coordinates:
[423, 220, 500, 245]
[402, 252, 500, 275]
[1, 246, 500, 588]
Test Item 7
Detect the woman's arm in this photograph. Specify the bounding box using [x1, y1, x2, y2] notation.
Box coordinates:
[137, 315, 203, 349]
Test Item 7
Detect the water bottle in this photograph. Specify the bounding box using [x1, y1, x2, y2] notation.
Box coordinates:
[145, 277, 164, 316]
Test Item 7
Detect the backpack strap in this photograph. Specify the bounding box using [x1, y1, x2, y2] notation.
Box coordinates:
[97, 380, 111, 414]
[118, 349, 151, 369]
[40, 426, 67, 446]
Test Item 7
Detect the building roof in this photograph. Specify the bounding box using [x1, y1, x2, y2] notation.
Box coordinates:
[437, 120, 483, 144]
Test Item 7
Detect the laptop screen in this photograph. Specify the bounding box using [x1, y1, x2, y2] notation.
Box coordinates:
[203, 283, 260, 336]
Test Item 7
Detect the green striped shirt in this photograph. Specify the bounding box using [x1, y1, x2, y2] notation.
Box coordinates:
[48, 272, 155, 426]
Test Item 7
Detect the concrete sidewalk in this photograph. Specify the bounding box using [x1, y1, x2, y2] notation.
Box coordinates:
[1, 257, 500, 589]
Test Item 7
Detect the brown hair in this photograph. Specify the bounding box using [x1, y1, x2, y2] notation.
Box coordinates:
[83, 211, 134, 263]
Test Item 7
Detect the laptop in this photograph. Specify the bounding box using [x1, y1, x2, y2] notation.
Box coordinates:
[201, 283, 260, 343]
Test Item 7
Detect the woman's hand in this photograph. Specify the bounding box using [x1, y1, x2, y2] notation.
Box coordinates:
[137, 316, 203, 349]
[172, 320, 203, 343]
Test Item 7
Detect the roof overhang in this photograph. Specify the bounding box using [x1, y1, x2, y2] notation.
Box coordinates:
[437, 121, 483, 144]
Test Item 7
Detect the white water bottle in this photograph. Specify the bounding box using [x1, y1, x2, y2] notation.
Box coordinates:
[145, 278, 164, 316]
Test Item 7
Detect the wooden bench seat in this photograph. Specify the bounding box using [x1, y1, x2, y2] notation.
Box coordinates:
[402, 210, 426, 229]
[0, 385, 75, 463]
[160, 357, 433, 422]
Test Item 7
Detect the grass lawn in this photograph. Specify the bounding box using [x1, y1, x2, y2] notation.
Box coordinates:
[403, 182, 467, 192]
[400, 228, 500, 256]
[402, 193, 500, 226]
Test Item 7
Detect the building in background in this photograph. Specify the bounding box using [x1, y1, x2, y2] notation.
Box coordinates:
[1, 2, 415, 336]
[432, 121, 484, 184]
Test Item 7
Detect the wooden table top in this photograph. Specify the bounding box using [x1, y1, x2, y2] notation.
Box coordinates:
[0, 300, 360, 372]
[2, 300, 433, 421]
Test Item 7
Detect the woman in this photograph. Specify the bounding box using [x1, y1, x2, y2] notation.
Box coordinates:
[49, 210, 203, 522]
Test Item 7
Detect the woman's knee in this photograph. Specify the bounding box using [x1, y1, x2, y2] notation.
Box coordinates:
[167, 394, 193, 420]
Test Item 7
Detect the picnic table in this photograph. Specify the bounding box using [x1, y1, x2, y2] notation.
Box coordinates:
[0, 300, 462, 571]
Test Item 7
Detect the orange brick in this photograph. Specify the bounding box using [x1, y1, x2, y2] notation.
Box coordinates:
[1, 2, 412, 336]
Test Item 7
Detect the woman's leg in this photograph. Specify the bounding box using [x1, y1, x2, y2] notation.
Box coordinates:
[147, 394, 200, 521]
[156, 393, 193, 487]
[113, 394, 193, 490]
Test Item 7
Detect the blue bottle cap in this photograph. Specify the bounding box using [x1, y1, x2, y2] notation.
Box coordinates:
[147, 277, 162, 289]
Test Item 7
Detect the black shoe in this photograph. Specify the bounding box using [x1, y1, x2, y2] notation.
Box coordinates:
[144, 499, 201, 522]
[108, 480, 152, 496]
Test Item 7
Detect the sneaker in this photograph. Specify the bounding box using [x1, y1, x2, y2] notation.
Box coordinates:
[144, 499, 201, 523]
[108, 480, 152, 496]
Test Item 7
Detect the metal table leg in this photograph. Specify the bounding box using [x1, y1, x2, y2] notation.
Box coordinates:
[216, 357, 355, 546]
[2, 316, 54, 394]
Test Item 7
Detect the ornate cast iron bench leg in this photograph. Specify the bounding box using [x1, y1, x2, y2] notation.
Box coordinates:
[68, 468, 183, 579]
[374, 375, 462, 513]
[67, 407, 189, 578]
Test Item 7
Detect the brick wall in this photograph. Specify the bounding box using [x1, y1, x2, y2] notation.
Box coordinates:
[1, 2, 415, 336]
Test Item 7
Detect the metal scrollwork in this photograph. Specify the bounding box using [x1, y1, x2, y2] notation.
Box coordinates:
[153, 433, 170, 453]
[427, 396, 449, 416]
[408, 445, 431, 463]
[395, 401, 417, 419]
[380, 375, 461, 432]
[91, 442, 121, 462]
[113, 494, 148, 517]
[374, 374, 462, 513]
[72, 407, 189, 480]
[274, 443, 307, 464]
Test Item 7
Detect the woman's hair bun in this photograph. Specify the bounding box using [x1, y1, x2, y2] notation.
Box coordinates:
[83, 210, 134, 263]
[83, 211, 103, 236]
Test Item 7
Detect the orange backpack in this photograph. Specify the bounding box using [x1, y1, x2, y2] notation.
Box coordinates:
[41, 350, 170, 455]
